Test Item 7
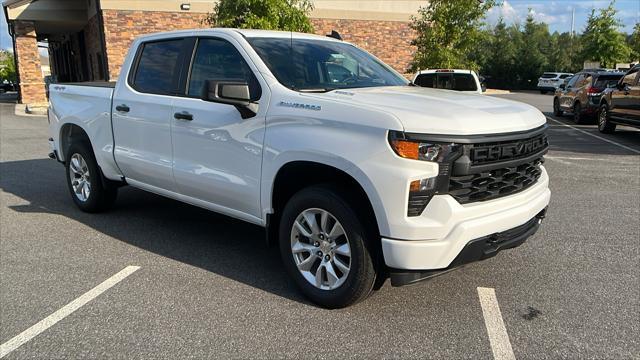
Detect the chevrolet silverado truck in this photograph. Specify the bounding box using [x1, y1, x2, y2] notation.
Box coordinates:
[48, 29, 550, 308]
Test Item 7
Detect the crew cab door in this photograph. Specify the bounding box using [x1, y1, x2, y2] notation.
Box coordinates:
[112, 37, 192, 191]
[170, 36, 267, 220]
[610, 67, 640, 123]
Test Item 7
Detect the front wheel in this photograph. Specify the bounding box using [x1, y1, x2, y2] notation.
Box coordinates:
[598, 105, 616, 133]
[279, 186, 377, 308]
[65, 142, 117, 212]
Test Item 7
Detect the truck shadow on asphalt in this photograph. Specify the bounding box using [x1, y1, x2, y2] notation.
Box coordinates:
[0, 158, 312, 305]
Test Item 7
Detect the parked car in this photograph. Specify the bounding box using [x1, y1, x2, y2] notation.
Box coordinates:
[537, 72, 574, 94]
[48, 29, 550, 308]
[0, 80, 16, 92]
[597, 64, 640, 133]
[553, 70, 624, 124]
[413, 69, 485, 93]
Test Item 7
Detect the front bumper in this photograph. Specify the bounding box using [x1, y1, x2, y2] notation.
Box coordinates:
[381, 167, 550, 270]
[388, 208, 546, 286]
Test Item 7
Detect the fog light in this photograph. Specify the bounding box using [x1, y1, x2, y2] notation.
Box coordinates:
[408, 178, 437, 217]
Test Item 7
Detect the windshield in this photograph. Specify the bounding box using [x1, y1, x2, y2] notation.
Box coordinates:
[247, 37, 408, 91]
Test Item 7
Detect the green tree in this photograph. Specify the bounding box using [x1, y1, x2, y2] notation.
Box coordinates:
[515, 13, 550, 88]
[482, 19, 519, 89]
[0, 50, 17, 82]
[409, 0, 495, 72]
[580, 1, 630, 68]
[628, 23, 640, 61]
[203, 0, 314, 32]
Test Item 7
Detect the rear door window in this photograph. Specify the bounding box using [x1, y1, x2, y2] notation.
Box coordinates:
[131, 39, 188, 95]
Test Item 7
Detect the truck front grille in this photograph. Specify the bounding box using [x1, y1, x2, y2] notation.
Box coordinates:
[448, 158, 543, 204]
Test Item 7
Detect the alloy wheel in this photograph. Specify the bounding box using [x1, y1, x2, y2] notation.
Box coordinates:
[290, 208, 351, 290]
[69, 153, 91, 202]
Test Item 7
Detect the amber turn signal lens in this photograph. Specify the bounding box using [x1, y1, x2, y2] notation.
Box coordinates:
[391, 140, 419, 160]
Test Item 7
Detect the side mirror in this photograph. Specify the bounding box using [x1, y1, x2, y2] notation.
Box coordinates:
[481, 83, 487, 92]
[559, 84, 566, 90]
[203, 80, 258, 118]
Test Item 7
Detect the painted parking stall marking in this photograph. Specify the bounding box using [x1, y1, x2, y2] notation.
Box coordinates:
[0, 266, 141, 358]
[546, 117, 640, 155]
[477, 287, 516, 360]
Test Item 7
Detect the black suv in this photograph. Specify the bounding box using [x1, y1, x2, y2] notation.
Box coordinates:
[597, 65, 640, 133]
[553, 70, 624, 124]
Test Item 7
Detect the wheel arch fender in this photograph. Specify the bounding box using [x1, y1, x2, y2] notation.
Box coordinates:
[263, 152, 390, 238]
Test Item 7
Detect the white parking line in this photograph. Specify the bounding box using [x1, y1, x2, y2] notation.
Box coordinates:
[0, 266, 140, 358]
[546, 117, 640, 155]
[477, 287, 516, 360]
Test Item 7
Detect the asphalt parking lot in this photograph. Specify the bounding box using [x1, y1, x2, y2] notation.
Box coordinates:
[1, 91, 638, 359]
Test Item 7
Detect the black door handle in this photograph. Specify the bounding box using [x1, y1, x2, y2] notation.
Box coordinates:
[174, 111, 193, 121]
[115, 104, 130, 112]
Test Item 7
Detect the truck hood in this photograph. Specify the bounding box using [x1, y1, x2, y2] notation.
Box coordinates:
[313, 86, 546, 135]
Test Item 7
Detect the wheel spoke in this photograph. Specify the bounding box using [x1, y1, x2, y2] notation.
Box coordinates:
[291, 240, 316, 254]
[324, 262, 339, 288]
[333, 256, 350, 273]
[297, 254, 317, 272]
[334, 243, 351, 257]
[320, 210, 330, 233]
[303, 211, 320, 235]
[70, 157, 81, 174]
[315, 263, 325, 287]
[329, 221, 344, 239]
[294, 219, 313, 238]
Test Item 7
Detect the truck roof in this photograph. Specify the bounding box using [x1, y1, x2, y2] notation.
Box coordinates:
[134, 28, 341, 42]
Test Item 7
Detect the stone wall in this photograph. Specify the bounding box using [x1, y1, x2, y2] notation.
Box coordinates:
[83, 13, 106, 81]
[99, 10, 415, 79]
[13, 21, 47, 105]
[101, 10, 207, 80]
[311, 18, 415, 74]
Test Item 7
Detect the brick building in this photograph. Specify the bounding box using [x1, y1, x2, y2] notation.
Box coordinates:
[3, 0, 426, 106]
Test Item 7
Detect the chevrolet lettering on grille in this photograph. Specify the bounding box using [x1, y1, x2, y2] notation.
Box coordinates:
[471, 135, 548, 163]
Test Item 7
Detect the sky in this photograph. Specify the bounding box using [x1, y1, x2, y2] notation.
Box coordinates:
[1, 0, 640, 51]
[486, 0, 640, 33]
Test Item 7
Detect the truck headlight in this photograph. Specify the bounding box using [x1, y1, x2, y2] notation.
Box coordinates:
[389, 131, 463, 216]
[388, 132, 461, 163]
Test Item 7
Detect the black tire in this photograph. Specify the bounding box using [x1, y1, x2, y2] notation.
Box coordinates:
[279, 185, 377, 308]
[65, 141, 117, 212]
[553, 98, 563, 116]
[573, 102, 584, 124]
[540, 90, 547, 94]
[597, 104, 616, 133]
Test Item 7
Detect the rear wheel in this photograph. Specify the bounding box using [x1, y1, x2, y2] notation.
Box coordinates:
[573, 102, 584, 124]
[279, 186, 377, 308]
[597, 104, 616, 133]
[65, 142, 117, 212]
[553, 98, 563, 116]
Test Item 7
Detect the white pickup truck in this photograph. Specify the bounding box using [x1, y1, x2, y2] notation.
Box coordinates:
[48, 29, 550, 308]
